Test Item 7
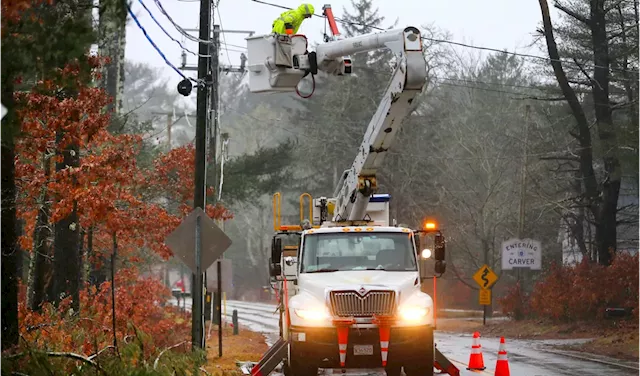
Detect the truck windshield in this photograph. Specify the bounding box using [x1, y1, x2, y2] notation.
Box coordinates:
[300, 232, 417, 273]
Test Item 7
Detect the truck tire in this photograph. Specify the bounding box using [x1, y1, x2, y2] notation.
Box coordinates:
[403, 350, 434, 376]
[385, 364, 402, 376]
[283, 342, 318, 376]
[285, 359, 318, 376]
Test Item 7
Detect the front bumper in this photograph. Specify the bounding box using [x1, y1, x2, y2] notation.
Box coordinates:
[289, 325, 433, 369]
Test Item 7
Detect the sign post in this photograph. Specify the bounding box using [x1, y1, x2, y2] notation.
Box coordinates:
[165, 207, 232, 351]
[473, 264, 498, 325]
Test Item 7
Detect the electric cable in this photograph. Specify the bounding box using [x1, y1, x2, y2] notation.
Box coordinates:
[215, 1, 232, 66]
[249, 0, 637, 75]
[153, 0, 215, 45]
[126, 0, 201, 84]
[137, 0, 211, 57]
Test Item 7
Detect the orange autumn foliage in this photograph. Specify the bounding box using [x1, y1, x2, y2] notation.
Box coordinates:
[13, 57, 235, 362]
[18, 268, 191, 359]
[1, 0, 54, 30]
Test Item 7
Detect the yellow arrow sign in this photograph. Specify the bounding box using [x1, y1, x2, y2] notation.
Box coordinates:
[473, 264, 498, 290]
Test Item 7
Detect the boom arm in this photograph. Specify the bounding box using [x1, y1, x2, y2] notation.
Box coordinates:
[314, 27, 415, 76]
[331, 27, 427, 222]
[245, 23, 427, 225]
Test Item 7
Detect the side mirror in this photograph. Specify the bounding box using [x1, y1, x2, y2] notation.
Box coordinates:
[413, 233, 421, 253]
[434, 233, 446, 274]
[268, 257, 282, 278]
[271, 237, 283, 264]
[434, 234, 445, 261]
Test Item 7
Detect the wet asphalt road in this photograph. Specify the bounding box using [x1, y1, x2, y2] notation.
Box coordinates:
[170, 298, 638, 376]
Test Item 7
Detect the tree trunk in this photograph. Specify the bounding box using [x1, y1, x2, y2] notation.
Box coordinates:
[589, 0, 620, 266]
[29, 154, 54, 311]
[538, 0, 616, 266]
[1, 81, 19, 349]
[78, 227, 86, 287]
[52, 130, 81, 312]
[99, 0, 126, 131]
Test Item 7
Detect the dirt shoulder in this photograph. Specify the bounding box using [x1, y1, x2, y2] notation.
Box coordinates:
[436, 317, 639, 362]
[203, 323, 269, 376]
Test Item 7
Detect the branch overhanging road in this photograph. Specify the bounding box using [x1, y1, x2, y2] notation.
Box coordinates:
[168, 298, 637, 376]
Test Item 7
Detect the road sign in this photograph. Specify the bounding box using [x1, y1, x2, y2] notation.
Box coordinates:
[501, 238, 542, 270]
[206, 259, 233, 293]
[164, 207, 232, 272]
[1, 103, 6, 120]
[479, 288, 491, 305]
[473, 264, 498, 290]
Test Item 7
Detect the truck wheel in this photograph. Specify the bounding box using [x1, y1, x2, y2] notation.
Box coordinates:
[283, 359, 317, 376]
[385, 364, 402, 376]
[404, 326, 434, 376]
[284, 343, 318, 376]
[404, 365, 433, 376]
[403, 351, 434, 376]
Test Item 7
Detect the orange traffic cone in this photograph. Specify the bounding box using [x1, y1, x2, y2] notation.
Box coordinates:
[378, 325, 390, 367]
[337, 326, 349, 367]
[466, 331, 486, 370]
[494, 337, 510, 376]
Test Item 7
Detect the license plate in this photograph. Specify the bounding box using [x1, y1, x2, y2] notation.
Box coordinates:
[353, 344, 374, 356]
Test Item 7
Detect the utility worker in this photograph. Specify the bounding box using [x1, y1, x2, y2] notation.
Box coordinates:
[271, 3, 315, 35]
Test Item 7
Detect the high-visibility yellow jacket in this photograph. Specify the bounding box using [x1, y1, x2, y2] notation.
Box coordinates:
[271, 4, 315, 34]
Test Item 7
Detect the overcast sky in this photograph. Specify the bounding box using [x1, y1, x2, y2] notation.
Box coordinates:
[125, 0, 560, 91]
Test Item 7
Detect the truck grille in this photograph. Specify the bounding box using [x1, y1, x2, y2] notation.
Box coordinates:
[329, 290, 396, 317]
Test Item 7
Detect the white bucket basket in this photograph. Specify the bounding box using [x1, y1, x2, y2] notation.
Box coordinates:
[245, 34, 309, 93]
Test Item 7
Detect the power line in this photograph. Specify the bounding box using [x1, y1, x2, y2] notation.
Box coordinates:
[126, 0, 201, 84]
[249, 0, 637, 75]
[214, 0, 232, 65]
[153, 0, 214, 45]
[137, 0, 211, 58]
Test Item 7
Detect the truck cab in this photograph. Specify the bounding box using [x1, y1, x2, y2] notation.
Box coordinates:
[269, 194, 446, 376]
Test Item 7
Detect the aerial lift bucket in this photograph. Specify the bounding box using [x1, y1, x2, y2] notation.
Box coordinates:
[250, 337, 289, 376]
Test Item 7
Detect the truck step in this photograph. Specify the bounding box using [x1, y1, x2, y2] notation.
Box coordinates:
[250, 337, 289, 376]
[434, 348, 460, 376]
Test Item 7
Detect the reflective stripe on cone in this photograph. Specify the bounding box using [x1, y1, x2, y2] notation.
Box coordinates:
[467, 331, 486, 370]
[379, 326, 390, 367]
[337, 326, 349, 367]
[494, 336, 510, 376]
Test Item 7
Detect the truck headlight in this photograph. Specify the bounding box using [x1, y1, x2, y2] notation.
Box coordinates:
[294, 307, 330, 322]
[398, 306, 430, 323]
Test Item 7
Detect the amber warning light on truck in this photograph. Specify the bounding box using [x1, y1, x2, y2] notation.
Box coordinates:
[423, 220, 438, 231]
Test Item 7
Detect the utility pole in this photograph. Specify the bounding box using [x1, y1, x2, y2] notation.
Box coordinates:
[209, 23, 224, 358]
[518, 104, 530, 290]
[167, 111, 172, 148]
[180, 21, 251, 359]
[192, 0, 211, 351]
[150, 112, 197, 149]
[209, 25, 220, 164]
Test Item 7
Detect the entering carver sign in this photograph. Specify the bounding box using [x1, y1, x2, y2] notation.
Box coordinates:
[501, 238, 541, 270]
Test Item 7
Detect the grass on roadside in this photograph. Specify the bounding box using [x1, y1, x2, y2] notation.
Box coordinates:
[203, 323, 269, 376]
[435, 317, 639, 362]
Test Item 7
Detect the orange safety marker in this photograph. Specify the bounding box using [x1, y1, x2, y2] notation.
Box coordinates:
[337, 326, 348, 367]
[466, 331, 486, 370]
[494, 337, 510, 376]
[333, 318, 355, 368]
[373, 315, 395, 367]
[379, 325, 390, 366]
